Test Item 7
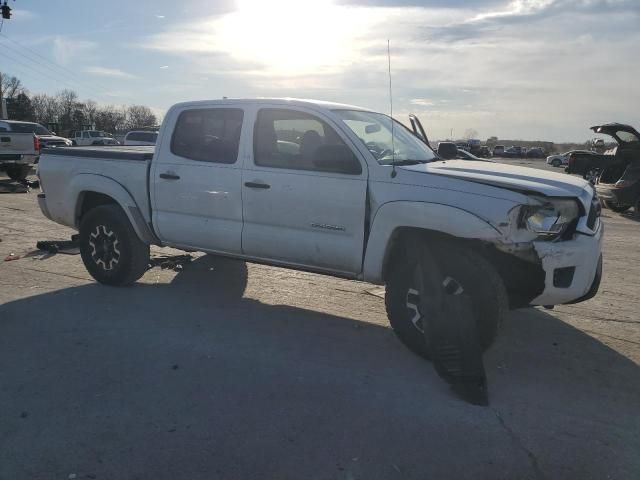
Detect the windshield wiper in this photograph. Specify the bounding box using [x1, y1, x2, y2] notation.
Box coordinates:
[382, 159, 430, 166]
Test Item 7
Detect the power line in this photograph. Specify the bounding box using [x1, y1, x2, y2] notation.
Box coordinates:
[0, 46, 95, 96]
[0, 32, 115, 95]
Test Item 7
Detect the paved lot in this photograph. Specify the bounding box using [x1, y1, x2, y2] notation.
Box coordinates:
[1, 167, 639, 480]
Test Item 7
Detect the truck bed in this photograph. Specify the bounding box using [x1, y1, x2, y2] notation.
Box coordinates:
[37, 146, 154, 230]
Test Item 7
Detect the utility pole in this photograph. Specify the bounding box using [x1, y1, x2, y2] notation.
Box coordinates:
[0, 71, 6, 119]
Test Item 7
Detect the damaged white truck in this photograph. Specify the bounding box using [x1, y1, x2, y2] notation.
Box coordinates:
[36, 99, 603, 402]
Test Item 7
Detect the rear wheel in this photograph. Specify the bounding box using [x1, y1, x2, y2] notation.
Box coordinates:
[602, 200, 631, 213]
[385, 242, 507, 359]
[79, 205, 150, 286]
[6, 165, 31, 181]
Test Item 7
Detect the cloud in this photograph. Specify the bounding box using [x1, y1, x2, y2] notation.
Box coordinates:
[411, 98, 435, 106]
[138, 0, 640, 141]
[84, 66, 138, 79]
[52, 37, 96, 66]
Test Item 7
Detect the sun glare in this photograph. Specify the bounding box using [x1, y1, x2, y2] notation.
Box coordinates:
[214, 0, 378, 75]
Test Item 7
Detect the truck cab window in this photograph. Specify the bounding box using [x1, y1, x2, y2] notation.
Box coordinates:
[254, 108, 360, 174]
[171, 108, 244, 164]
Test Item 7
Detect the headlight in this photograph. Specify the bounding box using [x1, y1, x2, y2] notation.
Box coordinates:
[520, 197, 580, 239]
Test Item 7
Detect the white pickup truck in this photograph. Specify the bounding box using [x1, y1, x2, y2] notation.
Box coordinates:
[37, 98, 603, 393]
[0, 120, 41, 180]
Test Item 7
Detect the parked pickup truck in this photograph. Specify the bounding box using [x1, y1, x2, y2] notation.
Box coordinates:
[37, 98, 603, 388]
[0, 120, 41, 181]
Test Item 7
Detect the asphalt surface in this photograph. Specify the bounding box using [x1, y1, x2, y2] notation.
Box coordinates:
[0, 163, 639, 480]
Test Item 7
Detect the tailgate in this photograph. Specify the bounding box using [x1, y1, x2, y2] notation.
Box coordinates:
[0, 133, 37, 158]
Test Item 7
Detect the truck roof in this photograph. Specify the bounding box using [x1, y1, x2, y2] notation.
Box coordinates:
[170, 97, 372, 113]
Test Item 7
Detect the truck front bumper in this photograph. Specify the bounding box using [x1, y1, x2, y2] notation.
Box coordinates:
[530, 222, 604, 306]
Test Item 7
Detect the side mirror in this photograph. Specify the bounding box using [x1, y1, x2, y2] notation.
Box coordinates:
[313, 145, 362, 175]
[437, 142, 458, 159]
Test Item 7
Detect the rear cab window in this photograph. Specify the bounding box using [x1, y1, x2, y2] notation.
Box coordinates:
[171, 108, 244, 164]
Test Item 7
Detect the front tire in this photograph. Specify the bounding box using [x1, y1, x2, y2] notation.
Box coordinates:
[385, 242, 507, 359]
[79, 205, 150, 286]
[551, 159, 561, 167]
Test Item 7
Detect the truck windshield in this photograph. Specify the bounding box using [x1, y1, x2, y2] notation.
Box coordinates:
[333, 110, 437, 164]
[88, 131, 105, 138]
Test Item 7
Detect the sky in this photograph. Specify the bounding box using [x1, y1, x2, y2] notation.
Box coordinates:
[1, 0, 638, 142]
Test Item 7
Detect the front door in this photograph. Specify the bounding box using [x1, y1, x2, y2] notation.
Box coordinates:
[241, 107, 368, 276]
[151, 105, 246, 254]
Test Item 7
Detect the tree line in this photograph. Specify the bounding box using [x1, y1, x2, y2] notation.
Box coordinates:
[1, 74, 159, 134]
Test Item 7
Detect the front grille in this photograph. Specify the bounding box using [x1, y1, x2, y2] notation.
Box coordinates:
[587, 197, 601, 230]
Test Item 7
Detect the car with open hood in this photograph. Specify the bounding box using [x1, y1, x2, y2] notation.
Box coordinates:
[591, 123, 640, 214]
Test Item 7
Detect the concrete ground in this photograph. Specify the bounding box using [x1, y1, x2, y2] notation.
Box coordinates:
[0, 166, 639, 480]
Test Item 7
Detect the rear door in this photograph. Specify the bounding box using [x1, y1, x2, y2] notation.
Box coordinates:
[241, 106, 368, 275]
[151, 104, 246, 254]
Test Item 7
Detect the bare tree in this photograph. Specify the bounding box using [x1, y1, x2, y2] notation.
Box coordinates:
[0, 74, 26, 99]
[82, 99, 99, 127]
[31, 93, 61, 125]
[95, 105, 127, 133]
[125, 105, 157, 129]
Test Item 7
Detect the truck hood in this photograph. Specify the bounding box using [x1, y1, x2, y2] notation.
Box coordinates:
[401, 159, 590, 198]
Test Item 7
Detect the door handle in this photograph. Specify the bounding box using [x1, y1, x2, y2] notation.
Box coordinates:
[244, 181, 270, 189]
[159, 172, 180, 180]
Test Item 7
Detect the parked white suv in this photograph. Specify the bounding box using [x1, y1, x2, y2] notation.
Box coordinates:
[71, 130, 119, 146]
[123, 130, 158, 146]
[36, 98, 603, 400]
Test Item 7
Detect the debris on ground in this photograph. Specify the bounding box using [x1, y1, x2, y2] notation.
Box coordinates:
[36, 235, 80, 255]
[148, 254, 193, 272]
[0, 182, 29, 194]
[4, 253, 20, 261]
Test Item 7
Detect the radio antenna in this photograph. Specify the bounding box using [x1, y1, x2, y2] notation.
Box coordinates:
[387, 39, 397, 178]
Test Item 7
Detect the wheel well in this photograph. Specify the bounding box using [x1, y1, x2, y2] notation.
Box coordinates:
[381, 227, 481, 281]
[381, 227, 545, 308]
[77, 191, 118, 225]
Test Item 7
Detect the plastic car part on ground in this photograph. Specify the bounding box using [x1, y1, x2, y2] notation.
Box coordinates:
[147, 254, 193, 272]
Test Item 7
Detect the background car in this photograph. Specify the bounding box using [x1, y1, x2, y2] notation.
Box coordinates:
[456, 149, 492, 162]
[492, 145, 505, 156]
[503, 146, 525, 158]
[526, 147, 545, 158]
[547, 152, 570, 167]
[71, 130, 119, 146]
[478, 145, 491, 158]
[565, 150, 606, 182]
[437, 141, 458, 159]
[123, 130, 159, 146]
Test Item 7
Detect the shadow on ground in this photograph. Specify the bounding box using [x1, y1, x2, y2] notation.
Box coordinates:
[1, 256, 639, 479]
